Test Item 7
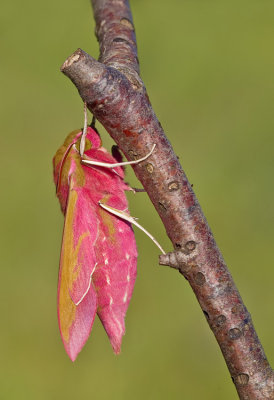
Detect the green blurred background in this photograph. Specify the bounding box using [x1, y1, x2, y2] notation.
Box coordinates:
[1, 1, 273, 399]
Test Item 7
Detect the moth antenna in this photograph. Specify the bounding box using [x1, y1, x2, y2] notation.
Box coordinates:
[80, 102, 88, 157]
[98, 201, 166, 255]
[82, 144, 156, 169]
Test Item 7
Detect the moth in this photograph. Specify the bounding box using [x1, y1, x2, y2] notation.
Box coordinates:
[53, 116, 163, 361]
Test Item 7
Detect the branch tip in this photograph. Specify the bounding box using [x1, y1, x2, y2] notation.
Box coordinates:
[61, 49, 83, 72]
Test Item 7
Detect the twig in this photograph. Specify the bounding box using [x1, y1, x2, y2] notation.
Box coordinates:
[60, 1, 273, 398]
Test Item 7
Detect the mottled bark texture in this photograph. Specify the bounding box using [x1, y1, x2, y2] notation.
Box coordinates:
[61, 0, 273, 398]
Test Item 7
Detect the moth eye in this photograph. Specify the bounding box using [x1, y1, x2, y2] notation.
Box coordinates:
[75, 138, 92, 153]
[85, 140, 92, 151]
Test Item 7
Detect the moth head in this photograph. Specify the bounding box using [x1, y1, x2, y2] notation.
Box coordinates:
[85, 126, 102, 150]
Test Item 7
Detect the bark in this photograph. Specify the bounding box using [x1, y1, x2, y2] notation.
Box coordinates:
[60, 1, 273, 398]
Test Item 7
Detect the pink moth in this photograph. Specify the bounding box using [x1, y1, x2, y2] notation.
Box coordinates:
[53, 118, 162, 361]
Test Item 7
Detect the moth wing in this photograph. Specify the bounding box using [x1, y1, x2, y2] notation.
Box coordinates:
[92, 193, 137, 354]
[58, 182, 99, 361]
[63, 179, 99, 305]
[58, 276, 97, 361]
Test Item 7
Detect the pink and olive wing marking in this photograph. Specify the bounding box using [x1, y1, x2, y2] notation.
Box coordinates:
[58, 185, 99, 360]
[58, 273, 97, 361]
[92, 194, 137, 353]
[61, 182, 99, 306]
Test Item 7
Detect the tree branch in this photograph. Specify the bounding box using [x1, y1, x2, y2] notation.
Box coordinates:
[60, 1, 273, 398]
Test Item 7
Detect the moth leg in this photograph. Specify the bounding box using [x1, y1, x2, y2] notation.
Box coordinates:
[90, 115, 96, 128]
[98, 201, 166, 255]
[111, 146, 151, 187]
[111, 145, 123, 164]
[81, 144, 156, 169]
[127, 187, 146, 194]
[110, 168, 124, 179]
